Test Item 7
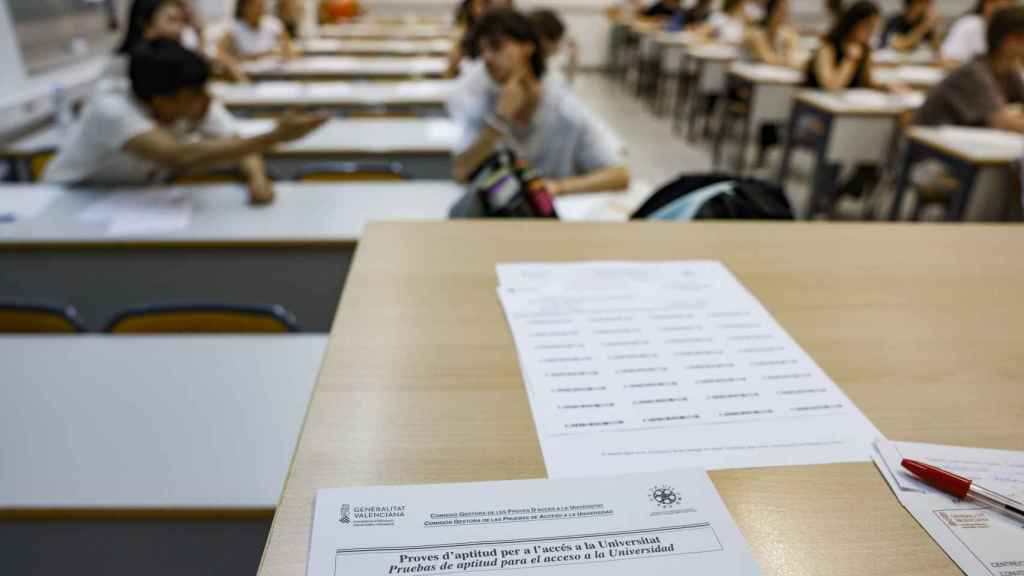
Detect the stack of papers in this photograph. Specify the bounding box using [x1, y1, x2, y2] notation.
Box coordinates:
[78, 189, 192, 237]
[495, 261, 881, 476]
[873, 439, 1024, 575]
[308, 470, 762, 576]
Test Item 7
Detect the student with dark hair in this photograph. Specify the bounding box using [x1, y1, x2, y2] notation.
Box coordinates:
[881, 0, 941, 52]
[528, 9, 577, 83]
[448, 0, 492, 77]
[941, 0, 1013, 62]
[44, 40, 326, 205]
[220, 0, 296, 61]
[682, 0, 715, 28]
[915, 6, 1024, 130]
[641, 0, 682, 19]
[449, 9, 629, 211]
[110, 0, 246, 88]
[805, 0, 884, 91]
[745, 0, 799, 66]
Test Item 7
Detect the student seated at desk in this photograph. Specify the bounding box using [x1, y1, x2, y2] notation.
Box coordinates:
[106, 0, 247, 89]
[219, 0, 296, 61]
[528, 9, 577, 84]
[881, 0, 941, 53]
[745, 0, 800, 66]
[915, 6, 1024, 131]
[941, 0, 1013, 64]
[449, 9, 629, 213]
[805, 1, 890, 92]
[43, 39, 326, 204]
[681, 0, 715, 30]
[708, 0, 750, 44]
[804, 1, 894, 199]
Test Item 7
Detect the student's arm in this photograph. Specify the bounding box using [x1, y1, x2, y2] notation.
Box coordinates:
[890, 13, 938, 52]
[813, 43, 863, 92]
[452, 73, 534, 182]
[746, 28, 782, 65]
[239, 154, 275, 205]
[446, 42, 464, 79]
[452, 123, 505, 182]
[124, 112, 327, 172]
[279, 29, 299, 59]
[547, 166, 631, 196]
[988, 108, 1024, 133]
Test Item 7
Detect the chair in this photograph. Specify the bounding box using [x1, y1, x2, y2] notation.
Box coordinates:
[104, 303, 301, 334]
[0, 301, 85, 333]
[294, 161, 408, 182]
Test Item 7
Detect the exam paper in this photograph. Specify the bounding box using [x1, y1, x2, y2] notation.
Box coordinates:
[0, 185, 61, 221]
[307, 470, 761, 576]
[496, 261, 881, 476]
[78, 189, 192, 236]
[874, 439, 1024, 576]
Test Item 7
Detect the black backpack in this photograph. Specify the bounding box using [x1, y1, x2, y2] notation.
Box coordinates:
[631, 173, 794, 220]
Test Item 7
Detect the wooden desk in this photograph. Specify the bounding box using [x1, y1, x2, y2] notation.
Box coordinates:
[318, 23, 453, 40]
[242, 56, 448, 81]
[777, 89, 925, 218]
[256, 221, 1023, 576]
[0, 181, 462, 331]
[0, 118, 459, 180]
[0, 334, 326, 512]
[296, 38, 452, 56]
[891, 126, 1024, 221]
[211, 80, 452, 117]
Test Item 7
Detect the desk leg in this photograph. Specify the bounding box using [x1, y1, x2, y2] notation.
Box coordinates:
[945, 159, 978, 222]
[712, 100, 731, 171]
[737, 102, 753, 175]
[806, 112, 836, 219]
[776, 101, 803, 187]
[889, 139, 920, 220]
[672, 69, 692, 135]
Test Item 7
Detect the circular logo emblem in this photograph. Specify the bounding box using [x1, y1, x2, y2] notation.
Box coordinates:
[649, 485, 680, 508]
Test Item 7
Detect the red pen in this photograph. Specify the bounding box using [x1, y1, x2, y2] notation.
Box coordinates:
[902, 459, 1024, 523]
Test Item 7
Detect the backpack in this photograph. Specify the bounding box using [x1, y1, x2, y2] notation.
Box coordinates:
[631, 173, 793, 220]
[448, 149, 558, 219]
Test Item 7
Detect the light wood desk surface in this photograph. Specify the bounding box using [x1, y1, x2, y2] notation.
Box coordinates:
[297, 38, 452, 56]
[242, 56, 448, 80]
[906, 126, 1024, 166]
[257, 221, 1023, 576]
[211, 80, 453, 110]
[0, 335, 327, 515]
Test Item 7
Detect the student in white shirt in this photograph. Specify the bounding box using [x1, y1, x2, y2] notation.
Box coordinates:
[107, 0, 246, 89]
[219, 0, 296, 61]
[449, 9, 629, 211]
[708, 0, 750, 44]
[44, 40, 326, 205]
[941, 0, 1013, 63]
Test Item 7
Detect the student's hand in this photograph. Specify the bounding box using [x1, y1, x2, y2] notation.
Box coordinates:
[247, 177, 276, 205]
[844, 42, 864, 61]
[541, 179, 564, 197]
[272, 110, 329, 142]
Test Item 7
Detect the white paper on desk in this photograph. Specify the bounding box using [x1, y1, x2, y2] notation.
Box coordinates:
[426, 121, 461, 144]
[305, 82, 355, 98]
[0, 185, 61, 221]
[77, 189, 192, 236]
[934, 126, 1024, 152]
[307, 470, 761, 576]
[495, 261, 881, 476]
[873, 440, 1024, 576]
[242, 58, 282, 74]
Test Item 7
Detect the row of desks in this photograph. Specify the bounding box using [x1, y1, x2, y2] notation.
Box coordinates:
[0, 181, 462, 331]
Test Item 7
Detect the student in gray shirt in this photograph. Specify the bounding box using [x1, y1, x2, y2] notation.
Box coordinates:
[914, 6, 1024, 130]
[450, 8, 630, 211]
